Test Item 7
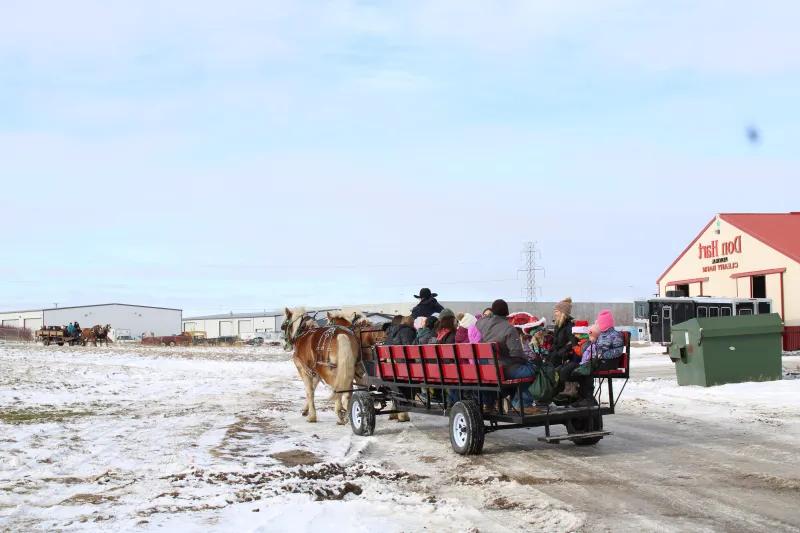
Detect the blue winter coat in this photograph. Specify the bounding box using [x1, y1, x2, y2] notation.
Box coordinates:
[596, 328, 624, 360]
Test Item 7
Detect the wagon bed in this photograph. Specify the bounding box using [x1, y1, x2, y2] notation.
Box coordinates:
[349, 332, 630, 454]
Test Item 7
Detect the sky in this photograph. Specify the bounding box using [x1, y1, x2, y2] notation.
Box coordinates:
[1, 1, 799, 315]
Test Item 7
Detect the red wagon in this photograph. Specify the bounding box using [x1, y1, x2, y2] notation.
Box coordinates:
[348, 333, 630, 455]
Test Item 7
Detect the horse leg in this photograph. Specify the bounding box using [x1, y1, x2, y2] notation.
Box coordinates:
[305, 374, 318, 423]
[294, 358, 317, 423]
[334, 393, 344, 425]
[340, 389, 352, 425]
[302, 375, 320, 416]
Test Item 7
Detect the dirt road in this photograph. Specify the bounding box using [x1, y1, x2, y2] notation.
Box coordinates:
[362, 349, 800, 532]
[371, 411, 800, 532]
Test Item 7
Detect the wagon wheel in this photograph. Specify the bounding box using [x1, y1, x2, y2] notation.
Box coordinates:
[350, 391, 376, 436]
[449, 400, 485, 455]
[566, 411, 603, 446]
[43, 338, 51, 346]
[169, 341, 176, 347]
[160, 342, 167, 347]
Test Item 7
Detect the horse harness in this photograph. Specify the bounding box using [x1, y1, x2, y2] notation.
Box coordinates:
[294, 325, 352, 377]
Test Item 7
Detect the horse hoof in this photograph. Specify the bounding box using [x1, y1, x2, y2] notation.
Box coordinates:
[336, 419, 346, 425]
[307, 416, 317, 423]
[302, 409, 309, 416]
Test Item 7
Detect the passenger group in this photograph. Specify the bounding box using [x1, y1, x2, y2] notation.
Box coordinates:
[382, 288, 625, 415]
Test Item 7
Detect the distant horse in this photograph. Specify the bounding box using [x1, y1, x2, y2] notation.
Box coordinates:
[283, 307, 359, 424]
[82, 324, 111, 346]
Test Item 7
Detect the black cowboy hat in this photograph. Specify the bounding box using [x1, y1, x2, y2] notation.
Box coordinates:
[414, 288, 437, 299]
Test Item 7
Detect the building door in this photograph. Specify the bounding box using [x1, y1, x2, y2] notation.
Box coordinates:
[24, 318, 43, 332]
[220, 321, 234, 336]
[751, 275, 767, 298]
[238, 320, 253, 337]
[675, 284, 690, 297]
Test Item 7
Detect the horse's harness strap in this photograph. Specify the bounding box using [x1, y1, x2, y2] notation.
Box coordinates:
[294, 325, 350, 376]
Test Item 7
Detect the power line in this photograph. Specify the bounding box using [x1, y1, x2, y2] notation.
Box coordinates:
[519, 242, 545, 303]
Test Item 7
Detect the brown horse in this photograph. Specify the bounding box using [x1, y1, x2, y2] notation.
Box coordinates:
[325, 311, 385, 379]
[325, 312, 409, 422]
[81, 324, 111, 346]
[283, 307, 359, 424]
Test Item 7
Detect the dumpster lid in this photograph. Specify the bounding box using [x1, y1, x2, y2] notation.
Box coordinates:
[693, 314, 784, 338]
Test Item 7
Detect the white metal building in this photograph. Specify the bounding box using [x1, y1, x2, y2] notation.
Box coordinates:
[0, 303, 182, 338]
[182, 312, 284, 339]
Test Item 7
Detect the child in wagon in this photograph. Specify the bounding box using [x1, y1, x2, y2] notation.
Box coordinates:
[570, 310, 625, 407]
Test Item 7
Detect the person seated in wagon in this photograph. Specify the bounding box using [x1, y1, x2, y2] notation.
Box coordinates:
[569, 310, 625, 408]
[476, 299, 541, 415]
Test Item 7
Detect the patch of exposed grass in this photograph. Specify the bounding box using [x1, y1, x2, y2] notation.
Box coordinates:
[0, 408, 93, 425]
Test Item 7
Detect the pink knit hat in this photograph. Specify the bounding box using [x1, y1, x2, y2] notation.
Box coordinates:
[596, 309, 615, 332]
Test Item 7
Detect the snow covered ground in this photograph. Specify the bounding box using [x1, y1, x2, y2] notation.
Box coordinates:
[2, 343, 800, 532]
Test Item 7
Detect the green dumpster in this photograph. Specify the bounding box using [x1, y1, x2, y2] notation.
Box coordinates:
[668, 314, 783, 387]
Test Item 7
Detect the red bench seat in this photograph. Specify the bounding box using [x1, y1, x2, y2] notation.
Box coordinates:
[374, 342, 534, 386]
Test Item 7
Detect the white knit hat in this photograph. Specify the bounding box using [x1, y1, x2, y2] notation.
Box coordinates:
[458, 313, 477, 329]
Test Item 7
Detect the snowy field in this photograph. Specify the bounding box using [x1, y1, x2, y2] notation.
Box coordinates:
[1, 343, 800, 532]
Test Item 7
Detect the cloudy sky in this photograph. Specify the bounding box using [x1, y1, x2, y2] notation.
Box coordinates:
[2, 1, 799, 315]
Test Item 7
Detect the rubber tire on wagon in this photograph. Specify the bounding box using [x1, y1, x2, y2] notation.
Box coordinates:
[350, 391, 376, 436]
[566, 411, 603, 446]
[449, 400, 485, 455]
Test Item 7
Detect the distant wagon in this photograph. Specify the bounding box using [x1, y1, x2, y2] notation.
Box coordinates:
[36, 326, 83, 346]
[141, 332, 194, 347]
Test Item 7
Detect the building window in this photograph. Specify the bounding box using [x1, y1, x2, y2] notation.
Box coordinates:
[721, 307, 732, 317]
[709, 307, 719, 317]
[752, 275, 767, 298]
[675, 284, 690, 296]
[697, 306, 708, 318]
[758, 302, 771, 314]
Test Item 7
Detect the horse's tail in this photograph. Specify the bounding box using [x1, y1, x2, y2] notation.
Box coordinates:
[331, 332, 357, 400]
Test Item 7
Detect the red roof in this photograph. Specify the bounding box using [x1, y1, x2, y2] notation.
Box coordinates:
[657, 212, 800, 284]
[720, 213, 800, 264]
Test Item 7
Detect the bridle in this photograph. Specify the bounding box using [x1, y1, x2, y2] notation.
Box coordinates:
[283, 313, 311, 348]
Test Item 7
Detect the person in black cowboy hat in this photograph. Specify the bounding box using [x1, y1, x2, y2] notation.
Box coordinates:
[411, 288, 444, 318]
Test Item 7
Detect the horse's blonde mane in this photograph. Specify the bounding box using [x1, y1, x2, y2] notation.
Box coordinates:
[285, 306, 308, 338]
[326, 310, 350, 320]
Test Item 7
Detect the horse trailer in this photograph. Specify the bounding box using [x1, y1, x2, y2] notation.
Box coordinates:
[634, 296, 773, 344]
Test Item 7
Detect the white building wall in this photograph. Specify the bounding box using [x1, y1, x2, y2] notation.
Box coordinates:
[182, 315, 282, 339]
[43, 305, 181, 337]
[0, 310, 44, 330]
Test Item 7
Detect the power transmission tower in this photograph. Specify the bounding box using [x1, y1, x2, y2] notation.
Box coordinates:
[519, 242, 545, 302]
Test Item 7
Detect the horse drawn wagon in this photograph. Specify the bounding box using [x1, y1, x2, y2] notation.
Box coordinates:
[36, 326, 83, 346]
[348, 333, 630, 455]
[36, 324, 111, 346]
